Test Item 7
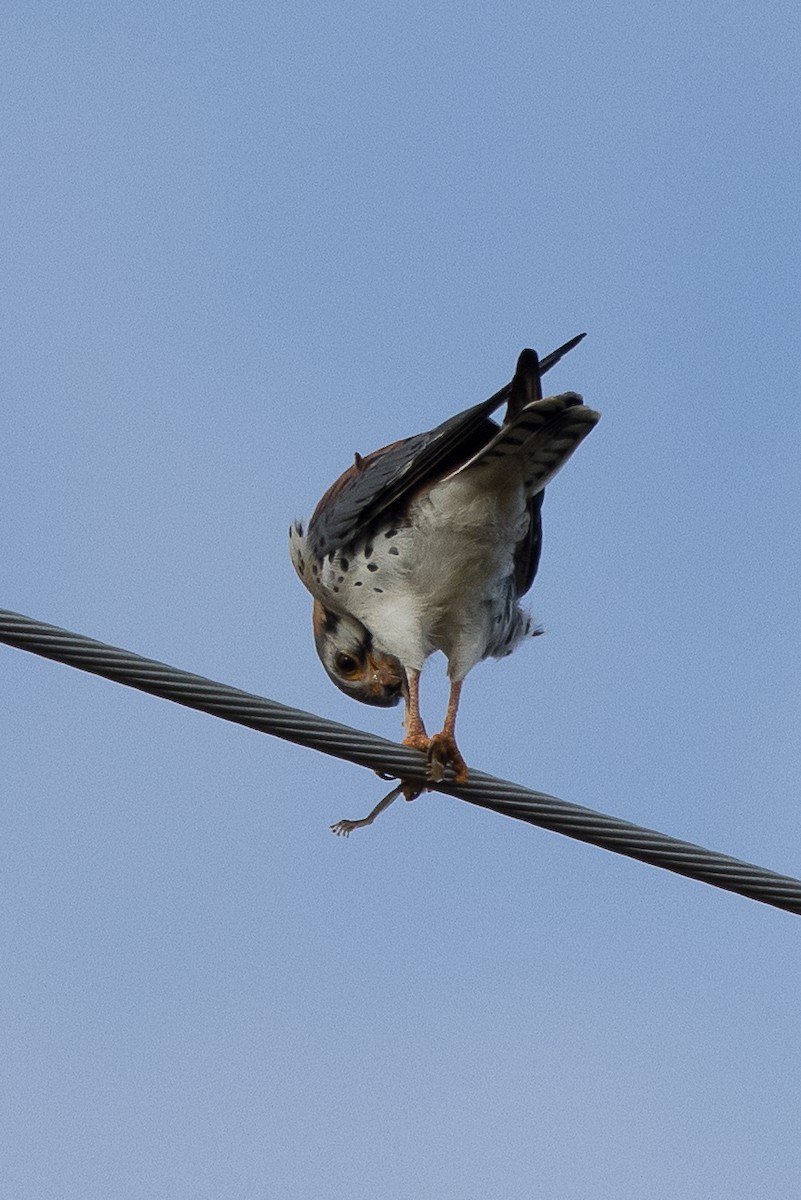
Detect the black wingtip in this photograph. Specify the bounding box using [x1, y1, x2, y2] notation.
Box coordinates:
[539, 332, 586, 377]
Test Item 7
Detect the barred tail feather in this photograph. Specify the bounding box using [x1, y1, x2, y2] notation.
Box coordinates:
[446, 392, 600, 495]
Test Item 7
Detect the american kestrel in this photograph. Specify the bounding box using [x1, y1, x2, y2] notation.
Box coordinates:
[290, 334, 599, 809]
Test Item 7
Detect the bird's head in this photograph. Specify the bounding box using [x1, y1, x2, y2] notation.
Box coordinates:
[312, 600, 405, 708]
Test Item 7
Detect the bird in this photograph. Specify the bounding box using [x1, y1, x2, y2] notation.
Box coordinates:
[289, 334, 599, 830]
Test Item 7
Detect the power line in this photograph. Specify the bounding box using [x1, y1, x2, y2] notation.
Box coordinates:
[1, 606, 799, 916]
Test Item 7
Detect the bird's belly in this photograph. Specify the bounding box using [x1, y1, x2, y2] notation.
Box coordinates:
[412, 480, 525, 638]
[418, 468, 526, 570]
[322, 471, 529, 674]
[356, 473, 525, 671]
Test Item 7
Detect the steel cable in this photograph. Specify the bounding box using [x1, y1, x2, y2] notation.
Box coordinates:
[1, 607, 799, 915]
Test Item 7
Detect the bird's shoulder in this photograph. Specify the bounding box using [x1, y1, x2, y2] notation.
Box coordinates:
[305, 402, 505, 560]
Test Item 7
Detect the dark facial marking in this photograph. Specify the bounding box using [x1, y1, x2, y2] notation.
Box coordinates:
[323, 610, 340, 633]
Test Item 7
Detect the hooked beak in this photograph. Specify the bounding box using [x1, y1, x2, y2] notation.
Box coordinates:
[366, 652, 404, 698]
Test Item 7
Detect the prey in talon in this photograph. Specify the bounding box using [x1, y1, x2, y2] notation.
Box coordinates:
[290, 334, 599, 827]
[330, 783, 424, 837]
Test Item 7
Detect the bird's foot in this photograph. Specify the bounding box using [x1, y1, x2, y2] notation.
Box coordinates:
[403, 730, 437, 792]
[403, 730, 432, 756]
[426, 733, 468, 785]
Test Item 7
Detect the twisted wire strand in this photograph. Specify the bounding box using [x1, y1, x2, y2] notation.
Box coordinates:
[1, 607, 799, 916]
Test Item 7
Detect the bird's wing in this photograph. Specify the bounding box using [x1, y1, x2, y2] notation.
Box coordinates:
[305, 334, 586, 560]
[513, 492, 545, 599]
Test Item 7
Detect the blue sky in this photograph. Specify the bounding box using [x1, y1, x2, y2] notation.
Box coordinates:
[2, 3, 801, 1196]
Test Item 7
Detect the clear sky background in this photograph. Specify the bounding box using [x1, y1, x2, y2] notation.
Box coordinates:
[2, 3, 800, 1197]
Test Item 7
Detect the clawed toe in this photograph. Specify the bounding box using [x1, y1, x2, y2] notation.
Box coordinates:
[426, 733, 468, 785]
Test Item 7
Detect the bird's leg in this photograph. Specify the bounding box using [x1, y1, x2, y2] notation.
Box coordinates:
[401, 668, 430, 754]
[427, 679, 468, 785]
[386, 667, 431, 802]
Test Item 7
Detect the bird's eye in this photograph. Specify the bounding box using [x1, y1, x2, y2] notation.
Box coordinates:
[335, 652, 360, 677]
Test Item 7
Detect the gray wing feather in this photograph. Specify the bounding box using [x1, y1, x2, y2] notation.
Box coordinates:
[307, 399, 506, 560]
